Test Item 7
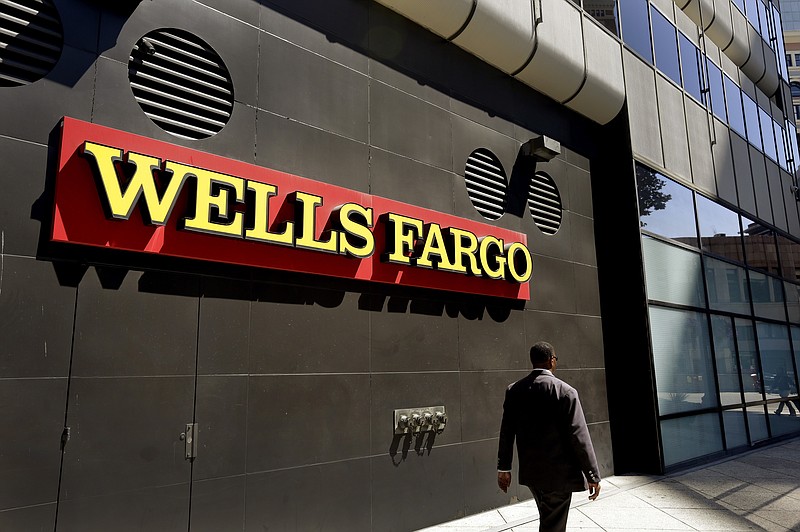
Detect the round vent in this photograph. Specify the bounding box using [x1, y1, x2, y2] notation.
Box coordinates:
[0, 0, 63, 87]
[464, 148, 507, 220]
[528, 171, 562, 235]
[128, 29, 234, 139]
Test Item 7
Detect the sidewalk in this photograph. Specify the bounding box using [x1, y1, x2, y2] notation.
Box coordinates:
[420, 437, 800, 531]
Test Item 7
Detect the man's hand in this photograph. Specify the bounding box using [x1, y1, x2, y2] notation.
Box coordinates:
[588, 482, 600, 501]
[497, 471, 511, 493]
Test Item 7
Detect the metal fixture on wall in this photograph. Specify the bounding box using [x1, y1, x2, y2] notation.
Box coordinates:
[521, 135, 561, 162]
[0, 0, 63, 87]
[128, 28, 235, 139]
[394, 406, 447, 435]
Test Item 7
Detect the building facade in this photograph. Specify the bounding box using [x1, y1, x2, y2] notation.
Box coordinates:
[0, 0, 798, 531]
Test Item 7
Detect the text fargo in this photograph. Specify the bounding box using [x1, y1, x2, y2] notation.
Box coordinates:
[81, 141, 533, 284]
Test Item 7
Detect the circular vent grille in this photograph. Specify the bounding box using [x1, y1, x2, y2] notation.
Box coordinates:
[465, 148, 507, 220]
[0, 0, 63, 87]
[528, 171, 562, 235]
[128, 29, 234, 139]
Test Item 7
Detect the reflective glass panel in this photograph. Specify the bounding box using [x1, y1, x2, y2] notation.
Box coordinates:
[736, 319, 765, 402]
[774, 6, 789, 81]
[705, 258, 750, 314]
[769, 403, 800, 435]
[661, 414, 723, 466]
[746, 404, 769, 441]
[651, 7, 681, 85]
[637, 165, 698, 244]
[760, 107, 777, 161]
[650, 306, 718, 415]
[775, 234, 800, 282]
[707, 60, 727, 122]
[722, 408, 749, 448]
[750, 271, 785, 320]
[620, 0, 652, 63]
[756, 0, 768, 37]
[725, 76, 746, 137]
[743, 94, 762, 150]
[696, 195, 742, 262]
[775, 120, 787, 169]
[745, 0, 761, 32]
[584, 0, 620, 36]
[756, 322, 797, 404]
[787, 282, 800, 324]
[679, 33, 702, 101]
[732, 0, 744, 13]
[644, 237, 705, 307]
[712, 315, 743, 405]
[742, 218, 779, 274]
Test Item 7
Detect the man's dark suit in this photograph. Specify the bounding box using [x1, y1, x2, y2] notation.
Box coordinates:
[497, 369, 600, 531]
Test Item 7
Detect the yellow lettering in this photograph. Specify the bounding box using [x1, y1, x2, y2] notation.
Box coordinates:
[417, 223, 458, 272]
[447, 228, 481, 276]
[337, 203, 374, 258]
[294, 192, 338, 253]
[384, 213, 423, 265]
[172, 161, 245, 237]
[505, 242, 533, 283]
[82, 142, 186, 225]
[479, 236, 506, 280]
[245, 181, 294, 246]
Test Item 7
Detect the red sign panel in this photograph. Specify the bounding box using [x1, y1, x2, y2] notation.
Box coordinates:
[52, 117, 532, 299]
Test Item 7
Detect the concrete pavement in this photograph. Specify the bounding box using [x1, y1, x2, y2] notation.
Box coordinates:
[420, 437, 800, 531]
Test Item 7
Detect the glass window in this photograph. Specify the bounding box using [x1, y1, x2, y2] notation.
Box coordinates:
[775, 234, 800, 282]
[742, 94, 762, 150]
[788, 54, 793, 68]
[756, 322, 796, 404]
[644, 237, 706, 306]
[786, 282, 800, 323]
[756, 0, 768, 37]
[722, 408, 749, 448]
[769, 404, 800, 435]
[788, 122, 800, 167]
[732, 0, 744, 13]
[707, 60, 727, 122]
[637, 166, 698, 244]
[725, 76, 746, 138]
[696, 195, 742, 262]
[650, 306, 718, 415]
[584, 0, 620, 36]
[746, 404, 769, 441]
[705, 258, 750, 314]
[679, 33, 702, 102]
[661, 414, 723, 467]
[651, 7, 681, 85]
[775, 120, 787, 169]
[795, 54, 800, 67]
[791, 83, 800, 98]
[774, 7, 788, 81]
[737, 319, 765, 402]
[759, 107, 777, 161]
[620, 0, 652, 63]
[745, 0, 761, 32]
[712, 315, 743, 406]
[750, 271, 785, 320]
[742, 218, 779, 275]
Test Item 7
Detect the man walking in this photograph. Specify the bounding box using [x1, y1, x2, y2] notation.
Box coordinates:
[497, 342, 601, 532]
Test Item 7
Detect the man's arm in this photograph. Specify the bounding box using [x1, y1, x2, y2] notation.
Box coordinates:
[565, 389, 601, 499]
[497, 386, 515, 492]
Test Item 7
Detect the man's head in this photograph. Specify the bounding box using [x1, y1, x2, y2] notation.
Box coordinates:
[530, 341, 557, 371]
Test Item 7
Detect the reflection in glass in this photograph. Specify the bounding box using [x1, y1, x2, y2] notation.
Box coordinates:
[756, 0, 768, 38]
[742, 94, 762, 150]
[756, 322, 796, 408]
[769, 405, 800, 435]
[679, 33, 702, 102]
[760, 107, 777, 161]
[732, 0, 744, 13]
[744, 0, 761, 32]
[736, 319, 764, 402]
[750, 271, 785, 321]
[742, 218, 778, 275]
[644, 237, 705, 307]
[722, 408, 749, 448]
[650, 306, 718, 416]
[705, 258, 750, 314]
[696, 195, 742, 262]
[584, 0, 620, 36]
[661, 414, 723, 467]
[651, 7, 681, 85]
[746, 404, 769, 442]
[787, 282, 800, 323]
[774, 6, 789, 81]
[775, 234, 800, 282]
[725, 76, 746, 137]
[637, 165, 697, 244]
[619, 0, 652, 63]
[707, 60, 727, 122]
[712, 315, 743, 406]
[775, 120, 787, 169]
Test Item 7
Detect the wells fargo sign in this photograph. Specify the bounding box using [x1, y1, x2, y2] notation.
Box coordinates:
[52, 117, 532, 299]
